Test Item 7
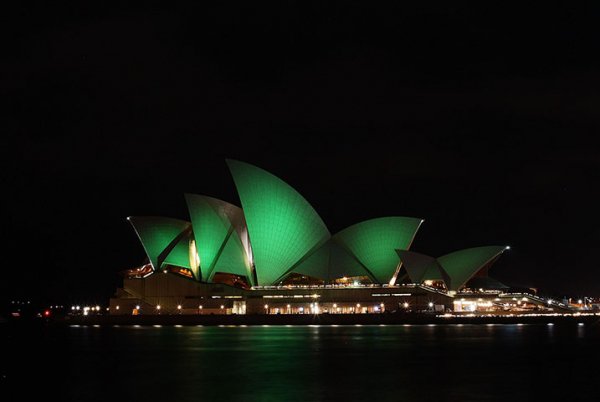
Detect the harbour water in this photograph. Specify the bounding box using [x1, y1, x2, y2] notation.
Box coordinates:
[2, 322, 599, 401]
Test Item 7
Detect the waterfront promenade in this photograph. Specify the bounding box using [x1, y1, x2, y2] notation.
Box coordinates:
[60, 312, 600, 326]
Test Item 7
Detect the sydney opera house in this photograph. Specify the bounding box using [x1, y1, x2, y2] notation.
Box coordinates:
[109, 160, 560, 316]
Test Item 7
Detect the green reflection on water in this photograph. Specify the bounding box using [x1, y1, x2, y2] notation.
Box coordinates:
[61, 324, 596, 402]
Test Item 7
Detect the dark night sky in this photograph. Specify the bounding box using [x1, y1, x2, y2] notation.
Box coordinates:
[3, 2, 600, 303]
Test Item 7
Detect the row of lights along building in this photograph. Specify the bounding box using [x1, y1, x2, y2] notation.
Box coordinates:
[107, 270, 594, 316]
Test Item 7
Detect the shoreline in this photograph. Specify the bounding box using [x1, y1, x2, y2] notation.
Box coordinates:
[36, 312, 600, 326]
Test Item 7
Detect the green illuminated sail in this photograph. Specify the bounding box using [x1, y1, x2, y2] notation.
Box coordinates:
[333, 217, 423, 284]
[286, 242, 331, 282]
[227, 159, 331, 285]
[329, 240, 374, 281]
[162, 230, 193, 269]
[438, 246, 508, 291]
[185, 194, 249, 282]
[208, 230, 252, 281]
[396, 249, 445, 283]
[127, 216, 191, 271]
[290, 240, 378, 283]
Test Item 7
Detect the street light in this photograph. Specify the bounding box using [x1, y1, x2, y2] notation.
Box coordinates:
[264, 304, 269, 314]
